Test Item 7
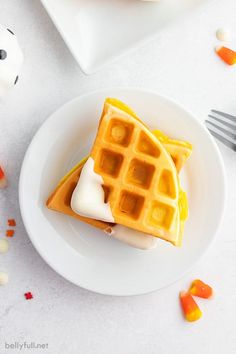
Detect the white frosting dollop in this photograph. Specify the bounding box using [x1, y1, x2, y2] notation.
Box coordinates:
[105, 225, 158, 250]
[71, 157, 114, 222]
[0, 24, 24, 97]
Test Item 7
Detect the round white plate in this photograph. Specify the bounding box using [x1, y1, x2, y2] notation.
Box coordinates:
[19, 88, 226, 296]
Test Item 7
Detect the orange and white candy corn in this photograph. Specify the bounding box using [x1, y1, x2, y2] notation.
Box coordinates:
[189, 279, 213, 299]
[179, 291, 202, 322]
[216, 46, 236, 65]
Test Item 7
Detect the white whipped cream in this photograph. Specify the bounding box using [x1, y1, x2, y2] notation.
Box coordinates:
[0, 24, 24, 97]
[105, 225, 158, 250]
[71, 157, 114, 223]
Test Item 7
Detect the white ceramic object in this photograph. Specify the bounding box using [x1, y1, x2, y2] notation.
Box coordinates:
[19, 88, 226, 296]
[40, 0, 207, 74]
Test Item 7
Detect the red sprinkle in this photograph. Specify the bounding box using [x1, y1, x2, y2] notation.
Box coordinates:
[6, 230, 15, 237]
[8, 219, 16, 227]
[24, 292, 33, 300]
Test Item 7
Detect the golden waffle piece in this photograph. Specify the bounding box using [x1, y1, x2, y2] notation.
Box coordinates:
[47, 98, 192, 246]
[152, 130, 192, 173]
[88, 99, 181, 245]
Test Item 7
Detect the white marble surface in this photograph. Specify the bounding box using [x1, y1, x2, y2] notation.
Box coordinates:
[1, 0, 236, 353]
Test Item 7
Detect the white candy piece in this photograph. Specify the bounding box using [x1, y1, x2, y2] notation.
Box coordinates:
[216, 28, 231, 42]
[0, 239, 9, 253]
[0, 24, 24, 97]
[0, 271, 9, 285]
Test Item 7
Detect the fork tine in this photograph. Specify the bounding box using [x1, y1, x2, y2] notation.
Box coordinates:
[207, 127, 236, 151]
[211, 110, 236, 122]
[206, 120, 236, 140]
[208, 115, 236, 131]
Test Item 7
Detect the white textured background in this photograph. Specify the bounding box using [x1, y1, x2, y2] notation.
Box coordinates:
[1, 0, 236, 353]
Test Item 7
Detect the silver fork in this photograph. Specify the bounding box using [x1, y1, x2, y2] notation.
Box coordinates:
[206, 110, 236, 152]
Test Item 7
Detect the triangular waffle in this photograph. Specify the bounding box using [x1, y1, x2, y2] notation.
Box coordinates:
[86, 99, 181, 244]
[47, 99, 192, 246]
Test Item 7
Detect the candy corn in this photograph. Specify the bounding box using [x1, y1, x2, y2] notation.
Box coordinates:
[216, 46, 236, 65]
[0, 165, 7, 188]
[189, 279, 213, 299]
[179, 291, 202, 322]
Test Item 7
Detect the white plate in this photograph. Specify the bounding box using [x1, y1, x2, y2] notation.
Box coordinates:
[19, 88, 226, 296]
[40, 0, 207, 74]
